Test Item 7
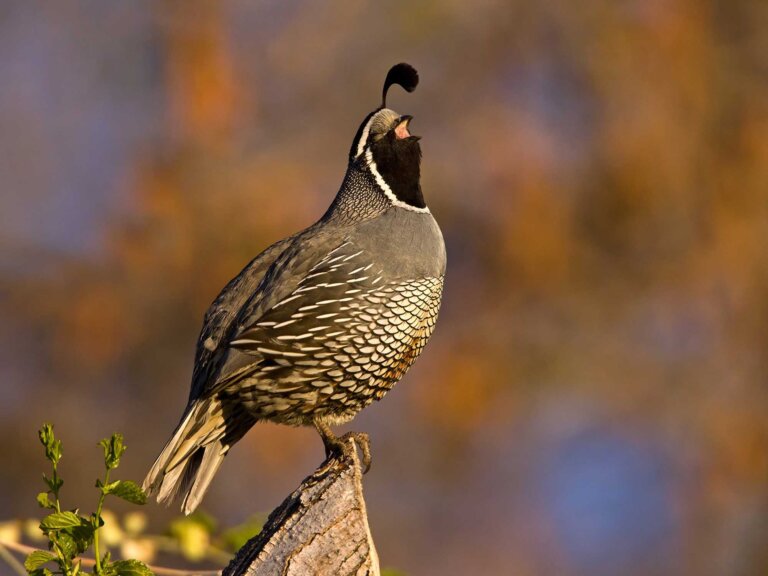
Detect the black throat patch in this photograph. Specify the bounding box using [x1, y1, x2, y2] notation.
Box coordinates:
[369, 133, 425, 209]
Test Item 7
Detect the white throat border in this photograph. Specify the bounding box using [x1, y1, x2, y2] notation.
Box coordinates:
[364, 149, 430, 214]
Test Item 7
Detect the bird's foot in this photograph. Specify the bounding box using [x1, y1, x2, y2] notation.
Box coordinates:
[314, 421, 372, 474]
[339, 431, 372, 474]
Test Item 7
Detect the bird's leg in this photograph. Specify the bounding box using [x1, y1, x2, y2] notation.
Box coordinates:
[313, 420, 372, 474]
[314, 419, 341, 459]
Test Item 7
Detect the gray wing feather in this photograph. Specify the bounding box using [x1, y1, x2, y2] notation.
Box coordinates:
[191, 225, 352, 398]
[189, 235, 295, 400]
[229, 228, 351, 331]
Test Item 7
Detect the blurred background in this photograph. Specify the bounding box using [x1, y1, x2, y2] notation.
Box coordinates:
[1, 1, 767, 574]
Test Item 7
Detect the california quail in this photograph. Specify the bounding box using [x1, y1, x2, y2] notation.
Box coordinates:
[143, 63, 446, 514]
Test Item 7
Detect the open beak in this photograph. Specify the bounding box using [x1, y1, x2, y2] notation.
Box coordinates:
[394, 115, 414, 140]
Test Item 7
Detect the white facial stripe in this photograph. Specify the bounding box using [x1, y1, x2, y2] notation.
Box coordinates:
[355, 115, 375, 158]
[364, 149, 430, 214]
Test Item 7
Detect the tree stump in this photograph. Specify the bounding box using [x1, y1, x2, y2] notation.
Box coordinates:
[224, 437, 380, 576]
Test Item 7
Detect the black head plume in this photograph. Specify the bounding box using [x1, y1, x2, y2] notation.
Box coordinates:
[381, 63, 419, 109]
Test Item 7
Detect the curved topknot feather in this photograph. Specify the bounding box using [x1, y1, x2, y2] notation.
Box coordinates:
[382, 63, 419, 108]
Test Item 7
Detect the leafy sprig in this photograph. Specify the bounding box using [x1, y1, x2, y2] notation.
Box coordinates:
[29, 424, 152, 576]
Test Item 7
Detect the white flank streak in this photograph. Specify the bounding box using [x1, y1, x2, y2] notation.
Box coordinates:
[364, 149, 431, 214]
[327, 241, 351, 256]
[277, 333, 313, 341]
[256, 346, 284, 355]
[273, 319, 297, 329]
[230, 338, 260, 346]
[343, 250, 364, 261]
[257, 346, 305, 358]
[273, 294, 302, 308]
[303, 271, 328, 281]
[327, 254, 347, 265]
[279, 350, 307, 358]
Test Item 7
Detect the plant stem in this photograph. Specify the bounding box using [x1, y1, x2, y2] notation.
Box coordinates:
[93, 468, 111, 575]
[52, 460, 62, 514]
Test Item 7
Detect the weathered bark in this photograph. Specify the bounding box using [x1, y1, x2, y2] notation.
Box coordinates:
[224, 437, 380, 576]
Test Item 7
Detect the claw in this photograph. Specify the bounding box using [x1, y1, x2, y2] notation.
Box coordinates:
[341, 431, 371, 473]
[313, 420, 372, 473]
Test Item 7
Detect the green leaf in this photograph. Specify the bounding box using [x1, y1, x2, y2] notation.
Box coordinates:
[36, 491, 52, 509]
[42, 474, 63, 492]
[96, 479, 120, 492]
[55, 524, 93, 559]
[56, 533, 76, 560]
[24, 550, 56, 571]
[105, 480, 147, 505]
[56, 532, 81, 559]
[38, 424, 52, 447]
[38, 424, 62, 464]
[111, 559, 154, 576]
[70, 522, 96, 552]
[40, 511, 82, 530]
[99, 434, 126, 470]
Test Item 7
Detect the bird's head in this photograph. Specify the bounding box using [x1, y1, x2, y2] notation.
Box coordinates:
[348, 63, 426, 211]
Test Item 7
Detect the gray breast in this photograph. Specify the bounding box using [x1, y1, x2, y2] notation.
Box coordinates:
[350, 207, 446, 279]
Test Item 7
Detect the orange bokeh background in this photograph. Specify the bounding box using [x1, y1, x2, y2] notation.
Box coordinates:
[1, 2, 767, 574]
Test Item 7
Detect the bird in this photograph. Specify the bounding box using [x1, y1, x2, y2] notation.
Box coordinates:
[143, 63, 446, 515]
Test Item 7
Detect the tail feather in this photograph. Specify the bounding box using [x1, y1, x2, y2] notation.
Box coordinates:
[143, 399, 245, 515]
[180, 443, 228, 515]
[143, 407, 198, 496]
